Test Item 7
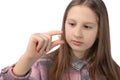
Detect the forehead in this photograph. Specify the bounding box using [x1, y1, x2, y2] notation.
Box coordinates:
[67, 5, 98, 23]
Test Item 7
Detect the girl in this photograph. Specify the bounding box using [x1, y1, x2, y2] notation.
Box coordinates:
[0, 0, 120, 80]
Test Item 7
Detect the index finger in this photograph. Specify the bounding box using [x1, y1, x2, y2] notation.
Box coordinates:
[46, 30, 63, 36]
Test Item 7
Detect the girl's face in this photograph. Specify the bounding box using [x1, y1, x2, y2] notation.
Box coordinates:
[65, 5, 98, 57]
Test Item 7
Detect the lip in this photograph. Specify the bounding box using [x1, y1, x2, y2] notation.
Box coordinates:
[71, 40, 83, 46]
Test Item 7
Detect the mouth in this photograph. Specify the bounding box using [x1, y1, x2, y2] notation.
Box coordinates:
[71, 40, 83, 46]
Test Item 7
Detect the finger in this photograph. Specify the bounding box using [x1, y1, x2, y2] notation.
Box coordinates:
[46, 30, 63, 36]
[45, 30, 63, 51]
[49, 39, 64, 51]
[35, 35, 45, 52]
[33, 33, 48, 53]
[43, 34, 52, 52]
[36, 40, 43, 52]
[29, 33, 44, 52]
[39, 34, 50, 53]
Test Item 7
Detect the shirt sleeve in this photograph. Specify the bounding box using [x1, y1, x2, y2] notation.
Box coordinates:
[0, 61, 41, 80]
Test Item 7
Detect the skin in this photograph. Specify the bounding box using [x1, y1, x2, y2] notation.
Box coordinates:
[13, 31, 64, 76]
[13, 5, 98, 76]
[65, 5, 98, 59]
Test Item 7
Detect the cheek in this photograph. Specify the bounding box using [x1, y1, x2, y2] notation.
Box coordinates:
[65, 25, 74, 35]
[65, 27, 73, 41]
[85, 32, 97, 47]
[65, 29, 70, 40]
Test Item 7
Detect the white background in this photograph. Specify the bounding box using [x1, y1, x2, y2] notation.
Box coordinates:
[0, 0, 120, 70]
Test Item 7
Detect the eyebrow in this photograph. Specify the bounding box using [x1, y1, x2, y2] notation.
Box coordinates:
[66, 19, 75, 22]
[66, 18, 97, 25]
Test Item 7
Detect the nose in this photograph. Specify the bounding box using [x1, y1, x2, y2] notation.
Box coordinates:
[74, 27, 83, 38]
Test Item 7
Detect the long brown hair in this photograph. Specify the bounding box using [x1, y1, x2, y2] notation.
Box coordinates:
[47, 0, 120, 80]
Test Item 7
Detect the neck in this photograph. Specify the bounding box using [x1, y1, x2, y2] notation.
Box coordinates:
[71, 50, 85, 59]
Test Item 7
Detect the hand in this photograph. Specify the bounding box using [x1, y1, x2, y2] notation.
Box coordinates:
[24, 30, 64, 60]
[13, 30, 64, 76]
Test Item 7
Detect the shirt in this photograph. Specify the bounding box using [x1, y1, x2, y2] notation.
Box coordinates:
[0, 55, 89, 80]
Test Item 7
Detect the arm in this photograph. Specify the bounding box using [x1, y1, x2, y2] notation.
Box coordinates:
[0, 31, 64, 80]
[0, 60, 40, 80]
[13, 31, 64, 76]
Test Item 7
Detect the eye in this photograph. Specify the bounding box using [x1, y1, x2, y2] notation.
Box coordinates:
[68, 22, 76, 26]
[84, 25, 93, 29]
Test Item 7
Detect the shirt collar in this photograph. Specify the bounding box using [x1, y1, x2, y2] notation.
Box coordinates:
[71, 53, 87, 71]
